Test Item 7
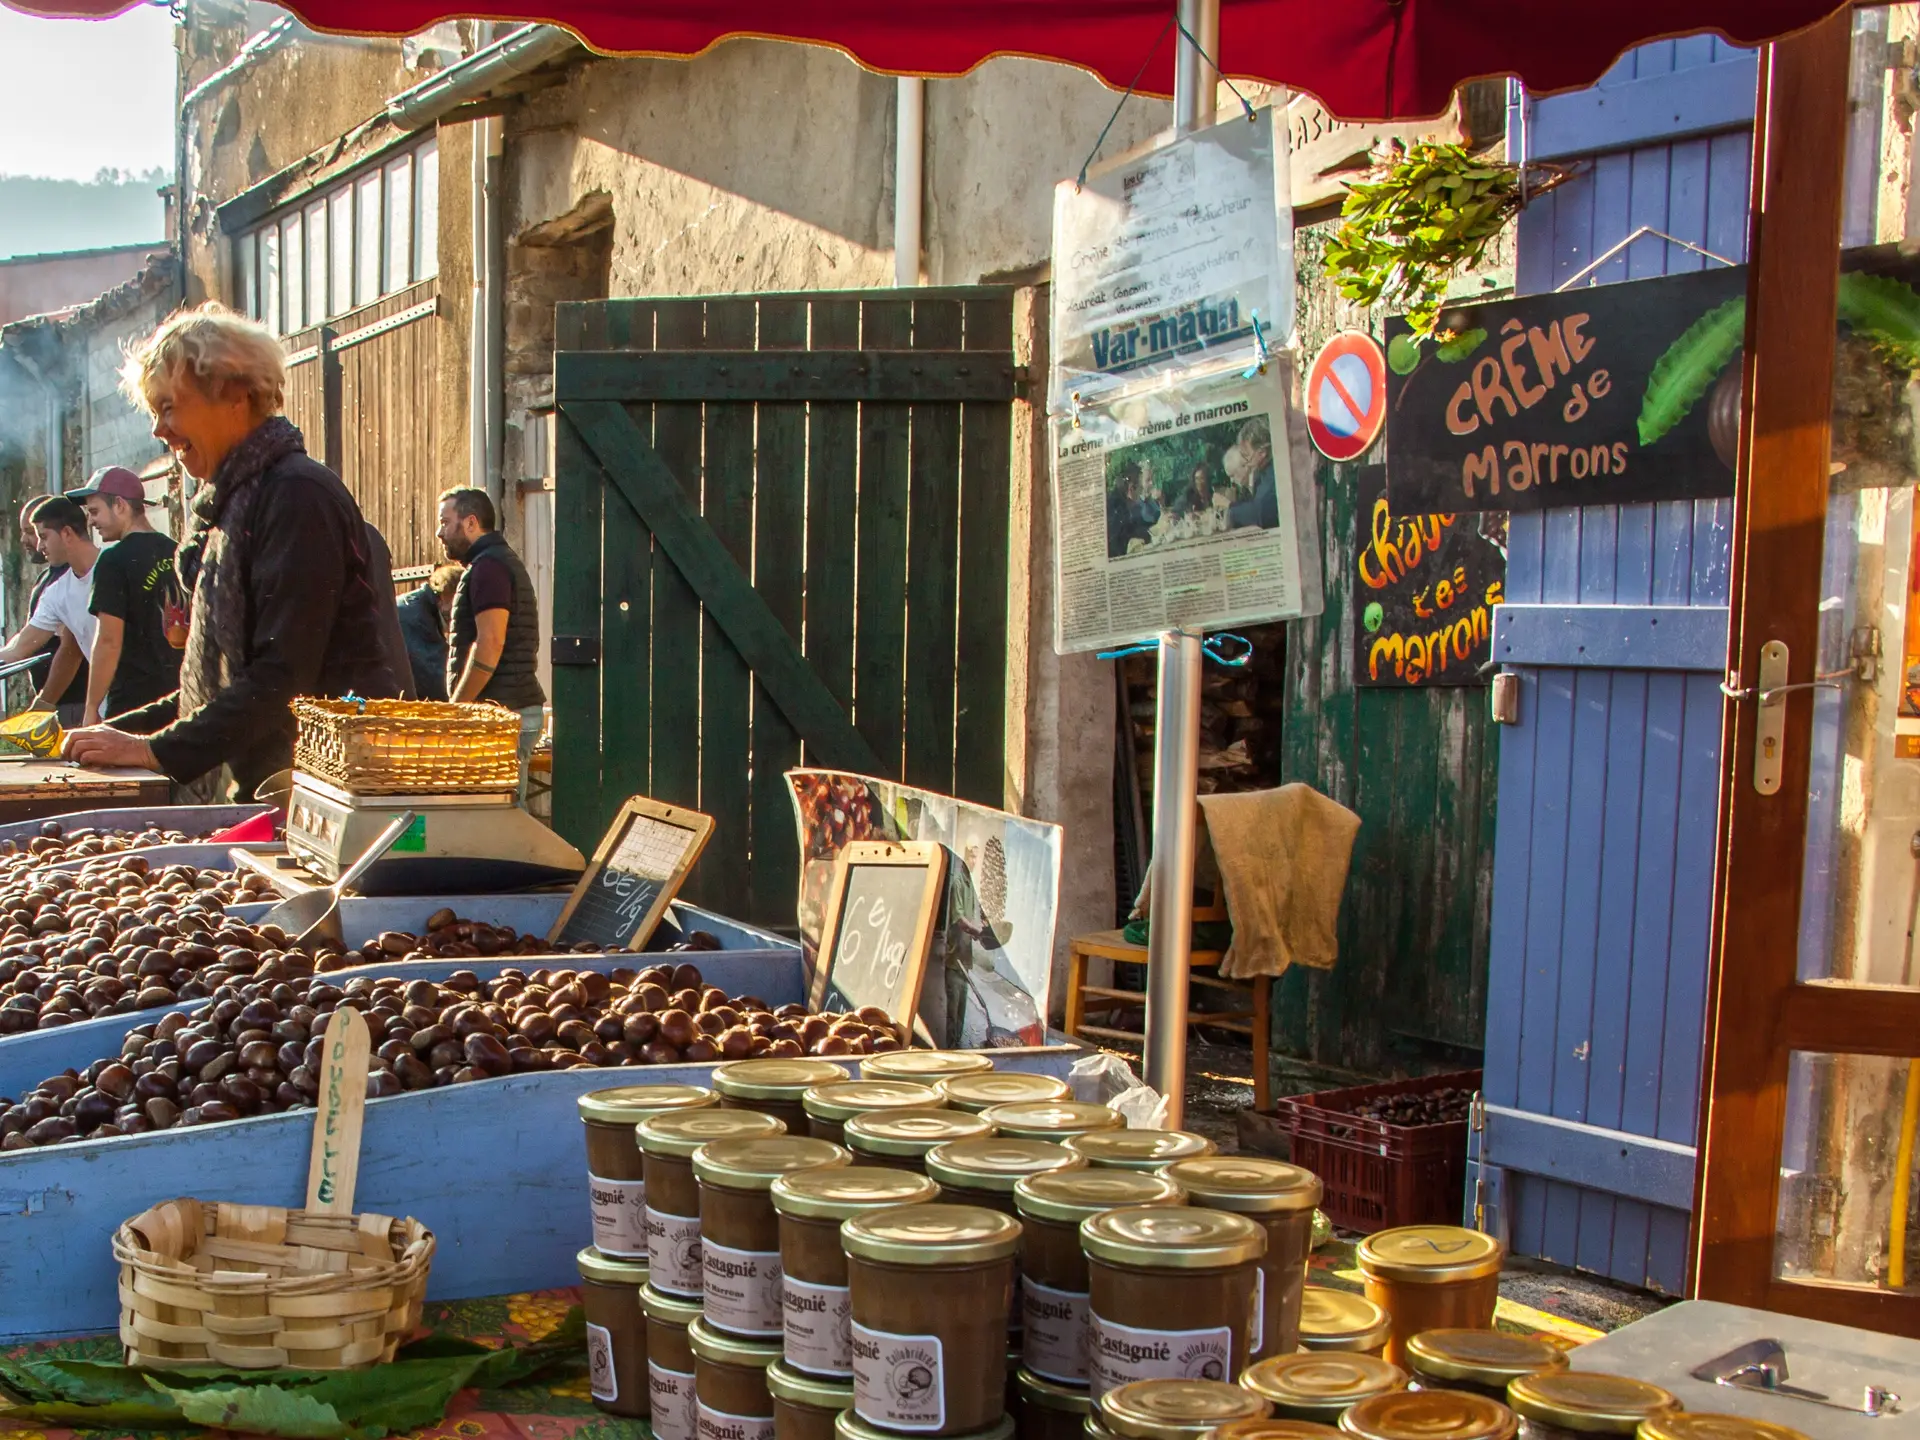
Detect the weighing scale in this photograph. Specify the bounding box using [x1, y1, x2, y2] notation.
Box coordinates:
[261, 773, 586, 895]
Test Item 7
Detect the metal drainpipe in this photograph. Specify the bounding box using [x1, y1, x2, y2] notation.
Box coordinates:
[894, 77, 924, 286]
[469, 114, 505, 503]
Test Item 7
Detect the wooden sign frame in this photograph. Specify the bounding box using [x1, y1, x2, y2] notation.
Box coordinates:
[807, 840, 947, 1024]
[546, 797, 716, 951]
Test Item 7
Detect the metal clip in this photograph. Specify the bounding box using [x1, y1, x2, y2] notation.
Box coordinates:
[1693, 1340, 1902, 1417]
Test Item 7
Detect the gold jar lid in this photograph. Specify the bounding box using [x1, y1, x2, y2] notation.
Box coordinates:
[639, 1108, 785, 1158]
[689, 1315, 782, 1369]
[578, 1084, 716, 1126]
[1638, 1417, 1805, 1440]
[981, 1100, 1126, 1139]
[1018, 1367, 1095, 1416]
[766, 1358, 855, 1410]
[1506, 1373, 1678, 1435]
[576, 1245, 649, 1287]
[1014, 1168, 1186, 1222]
[1163, 1157, 1322, 1214]
[1404, 1331, 1566, 1386]
[1213, 1424, 1347, 1440]
[1066, 1129, 1217, 1170]
[1298, 1289, 1391, 1352]
[802, 1079, 945, 1123]
[1338, 1392, 1516, 1440]
[693, 1135, 850, 1189]
[847, 1107, 995, 1155]
[1081, 1204, 1265, 1269]
[927, 1136, 1086, 1192]
[861, 1049, 995, 1081]
[1100, 1379, 1271, 1440]
[1240, 1355, 1407, 1419]
[939, 1071, 1074, 1112]
[841, 1201, 1022, 1266]
[1356, 1227, 1503, 1285]
[713, 1057, 852, 1100]
[640, 1283, 704, 1326]
[838, 1411, 1015, 1440]
[771, 1164, 939, 1219]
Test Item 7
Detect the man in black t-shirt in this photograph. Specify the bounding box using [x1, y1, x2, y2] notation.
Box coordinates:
[69, 467, 180, 725]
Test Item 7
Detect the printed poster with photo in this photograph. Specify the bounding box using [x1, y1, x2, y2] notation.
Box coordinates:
[787, 771, 1063, 1049]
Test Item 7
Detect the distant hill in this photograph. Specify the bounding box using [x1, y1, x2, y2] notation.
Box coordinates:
[0, 170, 169, 262]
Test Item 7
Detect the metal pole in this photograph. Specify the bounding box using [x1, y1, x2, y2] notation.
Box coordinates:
[1145, 631, 1203, 1125]
[893, 76, 925, 287]
[1174, 0, 1220, 133]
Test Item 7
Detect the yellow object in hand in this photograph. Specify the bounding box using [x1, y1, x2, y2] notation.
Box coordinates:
[0, 710, 65, 759]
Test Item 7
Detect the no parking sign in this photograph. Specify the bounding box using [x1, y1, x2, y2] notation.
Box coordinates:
[1305, 331, 1387, 462]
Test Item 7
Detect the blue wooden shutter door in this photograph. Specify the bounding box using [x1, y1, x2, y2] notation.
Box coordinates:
[1477, 38, 1755, 1294]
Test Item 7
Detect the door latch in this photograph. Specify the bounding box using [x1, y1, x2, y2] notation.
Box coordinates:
[1754, 640, 1790, 795]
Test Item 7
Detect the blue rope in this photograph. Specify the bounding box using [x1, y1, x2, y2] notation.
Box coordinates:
[1241, 310, 1270, 379]
[1098, 632, 1253, 666]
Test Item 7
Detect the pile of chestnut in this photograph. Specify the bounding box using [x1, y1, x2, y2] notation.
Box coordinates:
[0, 819, 200, 867]
[0, 960, 906, 1147]
[336, 906, 676, 967]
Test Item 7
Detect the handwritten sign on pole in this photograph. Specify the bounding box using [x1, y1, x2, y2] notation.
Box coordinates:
[807, 841, 946, 1025]
[548, 798, 715, 952]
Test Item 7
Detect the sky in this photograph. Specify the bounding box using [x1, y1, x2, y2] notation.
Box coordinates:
[0, 2, 177, 181]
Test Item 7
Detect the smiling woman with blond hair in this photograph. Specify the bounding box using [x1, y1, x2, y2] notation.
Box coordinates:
[62, 303, 401, 799]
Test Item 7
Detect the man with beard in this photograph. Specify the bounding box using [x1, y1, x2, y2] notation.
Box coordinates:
[68, 467, 180, 725]
[436, 487, 544, 801]
[0, 498, 98, 726]
[2, 496, 89, 723]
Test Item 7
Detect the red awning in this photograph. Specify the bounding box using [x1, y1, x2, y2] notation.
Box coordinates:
[4, 0, 1844, 121]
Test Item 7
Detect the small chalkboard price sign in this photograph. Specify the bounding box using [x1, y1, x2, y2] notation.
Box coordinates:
[547, 798, 716, 952]
[807, 841, 947, 1024]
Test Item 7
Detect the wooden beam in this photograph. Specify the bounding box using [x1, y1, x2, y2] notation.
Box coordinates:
[1779, 985, 1920, 1057]
[555, 350, 1019, 404]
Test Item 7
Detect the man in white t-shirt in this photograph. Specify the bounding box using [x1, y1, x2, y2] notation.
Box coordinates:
[0, 497, 99, 724]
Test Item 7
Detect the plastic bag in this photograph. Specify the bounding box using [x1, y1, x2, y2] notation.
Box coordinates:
[0, 710, 63, 759]
[1068, 1050, 1169, 1129]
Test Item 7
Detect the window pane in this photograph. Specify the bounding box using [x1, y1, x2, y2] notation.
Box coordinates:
[281, 214, 304, 333]
[261, 225, 281, 336]
[329, 187, 353, 318]
[414, 139, 439, 282]
[384, 154, 413, 293]
[305, 200, 327, 323]
[355, 170, 382, 308]
[237, 231, 258, 320]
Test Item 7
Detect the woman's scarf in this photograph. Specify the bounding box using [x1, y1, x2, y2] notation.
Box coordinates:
[176, 416, 306, 720]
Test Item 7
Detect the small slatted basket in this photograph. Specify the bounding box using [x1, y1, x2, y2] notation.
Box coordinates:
[114, 1198, 435, 1369]
[293, 697, 521, 795]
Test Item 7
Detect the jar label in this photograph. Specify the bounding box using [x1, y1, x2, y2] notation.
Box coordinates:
[1086, 1311, 1233, 1399]
[702, 1239, 784, 1337]
[783, 1274, 853, 1376]
[1021, 1278, 1089, 1385]
[588, 1173, 648, 1258]
[646, 1205, 704, 1296]
[586, 1320, 618, 1402]
[851, 1320, 946, 1433]
[696, 1402, 775, 1440]
[1249, 1267, 1266, 1355]
[650, 1362, 697, 1440]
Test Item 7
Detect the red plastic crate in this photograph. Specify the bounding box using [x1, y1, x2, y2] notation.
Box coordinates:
[1274, 1069, 1480, 1234]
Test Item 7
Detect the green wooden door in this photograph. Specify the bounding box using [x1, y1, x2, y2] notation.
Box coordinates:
[550, 289, 1018, 928]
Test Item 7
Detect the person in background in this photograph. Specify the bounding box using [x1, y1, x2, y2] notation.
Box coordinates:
[360, 522, 417, 701]
[68, 467, 180, 726]
[0, 498, 98, 725]
[436, 486, 544, 800]
[63, 303, 400, 799]
[398, 562, 462, 702]
[8, 496, 88, 721]
[1226, 416, 1279, 531]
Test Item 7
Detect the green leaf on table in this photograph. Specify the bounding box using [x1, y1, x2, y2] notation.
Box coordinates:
[159, 1381, 349, 1440]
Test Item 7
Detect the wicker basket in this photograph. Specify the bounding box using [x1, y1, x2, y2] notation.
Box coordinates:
[114, 1197, 435, 1369]
[293, 697, 522, 795]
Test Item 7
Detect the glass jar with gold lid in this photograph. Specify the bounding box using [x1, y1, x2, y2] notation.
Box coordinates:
[576, 1246, 651, 1418]
[579, 1084, 715, 1260]
[1163, 1157, 1321, 1360]
[1635, 1417, 1805, 1440]
[802, 1079, 945, 1145]
[714, 1058, 854, 1130]
[766, 1358, 854, 1440]
[981, 1100, 1126, 1141]
[1012, 1169, 1187, 1386]
[861, 1049, 995, 1083]
[939, 1071, 1073, 1114]
[1211, 1422, 1346, 1440]
[927, 1136, 1087, 1215]
[693, 1136, 850, 1338]
[1239, 1354, 1408, 1424]
[642, 1284, 704, 1440]
[1298, 1289, 1390, 1356]
[846, 1108, 994, 1173]
[1097, 1379, 1271, 1440]
[690, 1315, 782, 1440]
[1354, 1228, 1503, 1366]
[1339, 1391, 1517, 1440]
[1067, 1130, 1217, 1171]
[836, 1411, 1016, 1440]
[1505, 1372, 1677, 1440]
[1403, 1331, 1566, 1400]
[638, 1109, 786, 1297]
[1019, 1367, 1095, 1440]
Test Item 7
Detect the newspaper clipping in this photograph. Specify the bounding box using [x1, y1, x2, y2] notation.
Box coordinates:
[1052, 362, 1314, 654]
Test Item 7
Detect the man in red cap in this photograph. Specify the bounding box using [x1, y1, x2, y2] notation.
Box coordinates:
[67, 467, 180, 726]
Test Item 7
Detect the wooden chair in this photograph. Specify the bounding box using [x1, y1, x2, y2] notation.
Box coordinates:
[1063, 888, 1272, 1112]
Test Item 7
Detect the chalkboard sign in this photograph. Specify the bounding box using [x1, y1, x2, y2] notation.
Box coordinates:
[1354, 465, 1507, 687]
[807, 841, 946, 1025]
[547, 798, 715, 951]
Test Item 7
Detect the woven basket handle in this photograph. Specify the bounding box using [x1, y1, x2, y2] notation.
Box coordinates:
[305, 1006, 371, 1216]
